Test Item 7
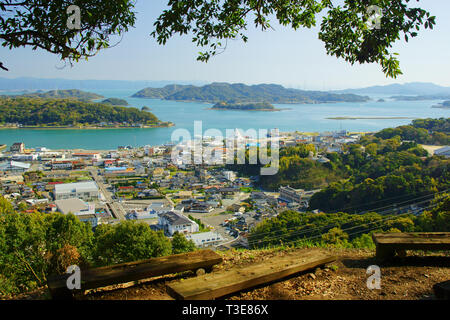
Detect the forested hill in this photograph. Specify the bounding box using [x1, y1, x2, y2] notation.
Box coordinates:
[13, 89, 104, 102]
[132, 83, 370, 104]
[0, 96, 169, 127]
[101, 97, 129, 106]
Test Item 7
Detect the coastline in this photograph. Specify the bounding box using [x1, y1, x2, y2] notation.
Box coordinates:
[0, 123, 175, 130]
[133, 96, 368, 105]
[326, 116, 415, 120]
[207, 107, 288, 112]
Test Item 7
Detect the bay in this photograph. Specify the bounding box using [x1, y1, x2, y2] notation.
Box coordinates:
[0, 89, 448, 150]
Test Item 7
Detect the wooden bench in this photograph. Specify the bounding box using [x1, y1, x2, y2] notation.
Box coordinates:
[47, 249, 223, 299]
[166, 249, 337, 300]
[372, 232, 450, 261]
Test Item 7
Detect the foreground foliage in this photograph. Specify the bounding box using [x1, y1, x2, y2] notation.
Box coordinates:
[250, 193, 449, 249]
[0, 200, 195, 297]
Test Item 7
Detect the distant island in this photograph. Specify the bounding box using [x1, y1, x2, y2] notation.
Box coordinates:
[0, 96, 172, 128]
[432, 100, 450, 109]
[210, 101, 282, 111]
[132, 82, 369, 104]
[334, 82, 450, 96]
[101, 97, 129, 106]
[390, 94, 450, 101]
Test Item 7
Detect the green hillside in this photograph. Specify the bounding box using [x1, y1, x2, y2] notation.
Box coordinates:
[132, 82, 369, 104]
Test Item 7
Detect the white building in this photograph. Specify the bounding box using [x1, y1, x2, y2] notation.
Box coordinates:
[127, 202, 173, 220]
[12, 154, 38, 161]
[54, 181, 99, 200]
[147, 202, 174, 215]
[0, 160, 31, 173]
[55, 198, 95, 215]
[223, 170, 236, 182]
[186, 231, 224, 248]
[72, 152, 101, 161]
[279, 185, 304, 203]
[158, 211, 199, 236]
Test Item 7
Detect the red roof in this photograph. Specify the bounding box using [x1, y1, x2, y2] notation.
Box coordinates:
[47, 181, 64, 185]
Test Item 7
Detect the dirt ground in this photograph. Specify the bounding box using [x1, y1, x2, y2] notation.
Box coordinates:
[74, 247, 449, 301]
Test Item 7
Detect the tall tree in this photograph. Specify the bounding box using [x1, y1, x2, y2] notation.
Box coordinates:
[0, 0, 137, 69]
[152, 0, 435, 77]
[0, 0, 436, 78]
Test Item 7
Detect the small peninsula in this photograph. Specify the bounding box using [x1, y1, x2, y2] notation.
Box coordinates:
[17, 89, 104, 102]
[101, 97, 129, 106]
[0, 96, 172, 129]
[210, 101, 282, 111]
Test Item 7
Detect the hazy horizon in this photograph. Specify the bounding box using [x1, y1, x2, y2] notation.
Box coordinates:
[2, 77, 450, 93]
[1, 1, 449, 90]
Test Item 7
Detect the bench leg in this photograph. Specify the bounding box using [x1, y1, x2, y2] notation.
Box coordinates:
[48, 286, 75, 300]
[376, 246, 395, 262]
[395, 249, 407, 258]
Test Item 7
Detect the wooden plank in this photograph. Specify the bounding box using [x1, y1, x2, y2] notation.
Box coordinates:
[166, 249, 337, 300]
[373, 232, 450, 245]
[372, 233, 450, 261]
[372, 232, 450, 252]
[47, 249, 222, 299]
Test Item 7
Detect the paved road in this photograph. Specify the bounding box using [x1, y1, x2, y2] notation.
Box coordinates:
[89, 168, 126, 221]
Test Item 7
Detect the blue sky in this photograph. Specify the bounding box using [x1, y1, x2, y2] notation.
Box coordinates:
[1, 0, 449, 90]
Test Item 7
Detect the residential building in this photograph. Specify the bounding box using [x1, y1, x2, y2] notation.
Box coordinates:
[51, 160, 84, 170]
[158, 211, 199, 236]
[223, 170, 236, 181]
[0, 160, 31, 173]
[189, 202, 214, 213]
[12, 154, 38, 161]
[279, 186, 304, 203]
[72, 152, 101, 161]
[10, 142, 25, 153]
[146, 202, 173, 215]
[186, 231, 223, 248]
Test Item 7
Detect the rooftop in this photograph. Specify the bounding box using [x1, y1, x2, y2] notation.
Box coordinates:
[54, 198, 91, 215]
[54, 181, 98, 194]
[159, 211, 193, 226]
